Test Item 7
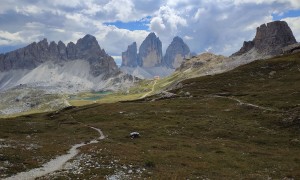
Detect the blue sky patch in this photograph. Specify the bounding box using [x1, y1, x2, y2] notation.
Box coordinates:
[104, 16, 151, 31]
[273, 10, 300, 20]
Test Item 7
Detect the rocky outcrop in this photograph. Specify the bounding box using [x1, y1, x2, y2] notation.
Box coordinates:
[138, 32, 163, 67]
[282, 43, 300, 55]
[254, 21, 297, 55]
[121, 34, 191, 70]
[178, 53, 228, 72]
[57, 41, 67, 59]
[0, 34, 118, 77]
[121, 42, 138, 67]
[120, 33, 191, 79]
[232, 41, 254, 56]
[232, 21, 297, 57]
[163, 36, 190, 68]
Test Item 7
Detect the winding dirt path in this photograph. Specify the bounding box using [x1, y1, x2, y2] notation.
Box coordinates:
[140, 80, 157, 99]
[4, 126, 105, 180]
[211, 95, 276, 111]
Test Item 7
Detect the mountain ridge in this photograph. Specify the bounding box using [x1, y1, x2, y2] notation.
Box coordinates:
[0, 34, 138, 94]
[0, 34, 118, 77]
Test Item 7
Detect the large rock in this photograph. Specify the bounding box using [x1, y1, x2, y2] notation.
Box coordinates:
[232, 21, 297, 57]
[121, 42, 138, 67]
[254, 21, 297, 55]
[0, 34, 118, 77]
[138, 32, 163, 68]
[163, 36, 190, 68]
[282, 43, 300, 55]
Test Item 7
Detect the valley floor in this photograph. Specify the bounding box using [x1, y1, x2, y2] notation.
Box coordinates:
[0, 53, 300, 179]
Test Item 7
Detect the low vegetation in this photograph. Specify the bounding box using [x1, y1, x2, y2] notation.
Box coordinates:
[1, 53, 300, 179]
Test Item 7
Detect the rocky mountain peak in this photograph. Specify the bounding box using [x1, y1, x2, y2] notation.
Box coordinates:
[232, 21, 297, 57]
[173, 36, 183, 42]
[163, 36, 190, 68]
[75, 34, 102, 59]
[147, 32, 157, 39]
[49, 41, 58, 54]
[138, 32, 163, 67]
[254, 21, 296, 54]
[121, 34, 191, 70]
[37, 38, 48, 48]
[0, 34, 118, 77]
[121, 42, 138, 67]
[57, 41, 67, 59]
[76, 35, 100, 50]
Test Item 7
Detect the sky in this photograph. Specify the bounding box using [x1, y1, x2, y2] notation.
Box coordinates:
[0, 0, 300, 66]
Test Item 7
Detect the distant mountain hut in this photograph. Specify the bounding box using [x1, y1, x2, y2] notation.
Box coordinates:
[154, 76, 160, 80]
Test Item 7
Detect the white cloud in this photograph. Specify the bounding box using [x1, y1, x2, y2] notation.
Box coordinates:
[184, 35, 193, 40]
[0, 0, 299, 58]
[112, 56, 122, 66]
[15, 5, 43, 15]
[102, 0, 135, 21]
[194, 8, 207, 20]
[0, 29, 44, 46]
[150, 17, 166, 33]
[149, 5, 188, 52]
[0, 31, 23, 45]
[152, 6, 187, 33]
[95, 28, 149, 55]
[50, 0, 83, 8]
[282, 17, 300, 41]
[233, 0, 300, 8]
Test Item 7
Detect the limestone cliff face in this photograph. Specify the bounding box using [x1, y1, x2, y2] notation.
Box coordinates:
[138, 32, 163, 68]
[254, 21, 297, 55]
[0, 34, 118, 77]
[121, 33, 191, 70]
[163, 36, 190, 69]
[121, 42, 138, 67]
[232, 21, 297, 56]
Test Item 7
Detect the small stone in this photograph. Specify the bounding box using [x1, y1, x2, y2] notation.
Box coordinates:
[130, 132, 140, 139]
[269, 71, 276, 76]
[185, 92, 191, 96]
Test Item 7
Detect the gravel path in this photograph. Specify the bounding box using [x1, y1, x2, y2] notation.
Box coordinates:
[211, 95, 276, 111]
[4, 126, 105, 180]
[140, 80, 157, 99]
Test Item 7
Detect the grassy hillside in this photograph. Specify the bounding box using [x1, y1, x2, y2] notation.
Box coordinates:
[68, 53, 228, 106]
[0, 53, 300, 179]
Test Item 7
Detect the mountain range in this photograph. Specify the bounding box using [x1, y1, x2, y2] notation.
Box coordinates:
[0, 34, 136, 93]
[121, 33, 191, 79]
[132, 20, 299, 97]
[1, 19, 300, 179]
[0, 20, 299, 116]
[1, 28, 300, 179]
